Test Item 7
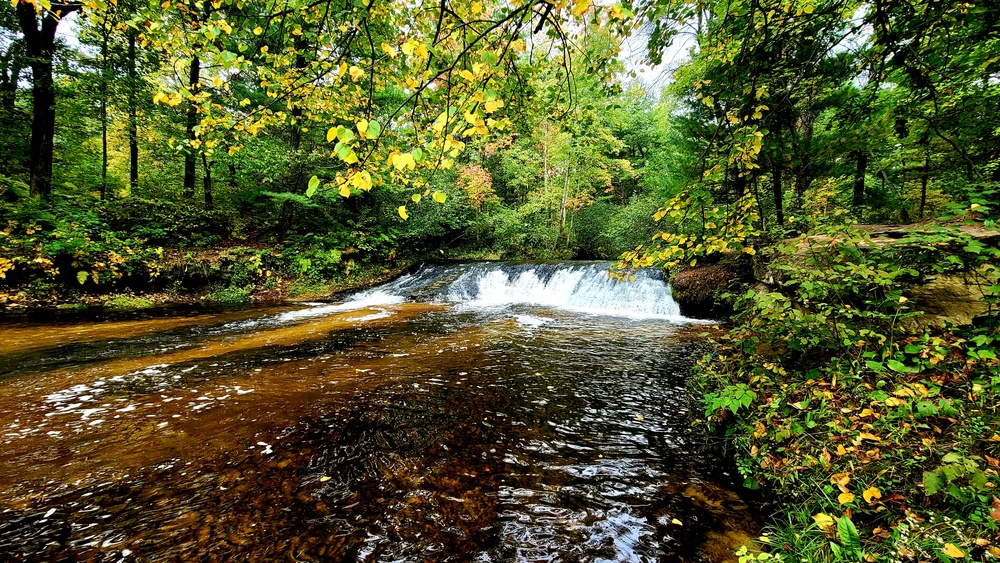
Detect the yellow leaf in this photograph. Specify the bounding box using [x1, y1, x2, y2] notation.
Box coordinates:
[339, 62, 347, 78]
[459, 69, 475, 82]
[838, 492, 855, 504]
[401, 41, 414, 56]
[836, 444, 847, 456]
[391, 153, 413, 171]
[863, 487, 882, 504]
[351, 171, 372, 191]
[803, 4, 815, 14]
[397, 206, 409, 220]
[670, 518, 682, 525]
[831, 473, 850, 486]
[812, 513, 835, 531]
[885, 397, 906, 407]
[380, 42, 397, 59]
[357, 119, 369, 137]
[152, 92, 167, 104]
[349, 65, 364, 81]
[858, 432, 881, 442]
[326, 127, 337, 143]
[253, 26, 262, 35]
[338, 182, 351, 197]
[942, 543, 965, 558]
[572, 0, 591, 16]
[319, 476, 331, 482]
[470, 0, 482, 14]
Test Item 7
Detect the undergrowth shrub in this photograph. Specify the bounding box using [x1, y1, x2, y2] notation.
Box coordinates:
[697, 209, 1000, 562]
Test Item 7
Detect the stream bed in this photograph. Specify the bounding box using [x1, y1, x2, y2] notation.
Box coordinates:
[0, 262, 758, 562]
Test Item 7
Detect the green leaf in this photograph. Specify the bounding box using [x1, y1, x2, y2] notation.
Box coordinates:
[366, 120, 381, 138]
[411, 193, 421, 203]
[306, 175, 320, 197]
[940, 464, 963, 482]
[76, 271, 88, 285]
[337, 127, 354, 143]
[336, 143, 352, 160]
[941, 452, 963, 464]
[865, 360, 885, 373]
[923, 470, 943, 495]
[915, 400, 938, 418]
[836, 517, 861, 561]
[412, 147, 424, 162]
[937, 399, 958, 416]
[432, 190, 447, 203]
[886, 359, 907, 373]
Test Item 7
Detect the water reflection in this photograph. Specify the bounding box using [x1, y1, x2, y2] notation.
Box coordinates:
[0, 267, 756, 561]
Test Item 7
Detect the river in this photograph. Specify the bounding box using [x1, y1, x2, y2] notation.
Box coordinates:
[0, 262, 757, 561]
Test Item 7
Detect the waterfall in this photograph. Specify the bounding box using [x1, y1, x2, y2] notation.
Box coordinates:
[348, 262, 685, 320]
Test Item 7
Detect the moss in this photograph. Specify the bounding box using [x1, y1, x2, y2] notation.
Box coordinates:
[103, 294, 155, 310]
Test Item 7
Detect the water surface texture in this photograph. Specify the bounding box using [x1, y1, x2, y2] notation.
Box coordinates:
[0, 262, 756, 561]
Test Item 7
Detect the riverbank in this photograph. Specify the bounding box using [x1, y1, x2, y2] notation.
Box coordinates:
[690, 223, 1000, 562]
[0, 245, 420, 314]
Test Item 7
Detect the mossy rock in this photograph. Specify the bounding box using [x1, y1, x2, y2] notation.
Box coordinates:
[670, 264, 745, 319]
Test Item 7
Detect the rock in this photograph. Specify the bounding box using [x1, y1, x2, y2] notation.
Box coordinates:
[904, 272, 991, 328]
[762, 223, 999, 329]
[670, 264, 745, 319]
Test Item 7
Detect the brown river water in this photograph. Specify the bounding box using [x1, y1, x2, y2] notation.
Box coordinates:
[0, 262, 758, 562]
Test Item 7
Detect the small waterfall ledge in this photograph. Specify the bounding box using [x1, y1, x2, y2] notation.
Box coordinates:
[348, 262, 689, 320]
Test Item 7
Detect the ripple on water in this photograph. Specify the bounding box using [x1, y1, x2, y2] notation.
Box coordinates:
[0, 293, 755, 561]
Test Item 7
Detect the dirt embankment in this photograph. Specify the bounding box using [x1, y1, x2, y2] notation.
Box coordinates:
[668, 223, 1000, 325]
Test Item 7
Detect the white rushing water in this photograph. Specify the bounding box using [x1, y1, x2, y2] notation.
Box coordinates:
[225, 262, 690, 329]
[441, 263, 684, 319]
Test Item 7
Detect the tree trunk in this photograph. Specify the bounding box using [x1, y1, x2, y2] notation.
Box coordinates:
[542, 134, 549, 197]
[128, 31, 139, 192]
[560, 165, 570, 239]
[772, 157, 784, 228]
[100, 31, 108, 199]
[0, 40, 22, 117]
[0, 40, 24, 176]
[792, 108, 815, 210]
[184, 55, 201, 198]
[16, 1, 78, 199]
[852, 150, 868, 208]
[730, 167, 747, 202]
[202, 153, 213, 210]
[277, 42, 308, 236]
[919, 144, 930, 218]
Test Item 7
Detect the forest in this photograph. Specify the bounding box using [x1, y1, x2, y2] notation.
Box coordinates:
[2, 0, 999, 560]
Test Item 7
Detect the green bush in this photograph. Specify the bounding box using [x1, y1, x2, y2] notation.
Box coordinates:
[694, 220, 1000, 562]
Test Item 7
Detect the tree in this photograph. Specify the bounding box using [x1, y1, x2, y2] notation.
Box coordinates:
[0, 3, 28, 177]
[16, 0, 81, 198]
